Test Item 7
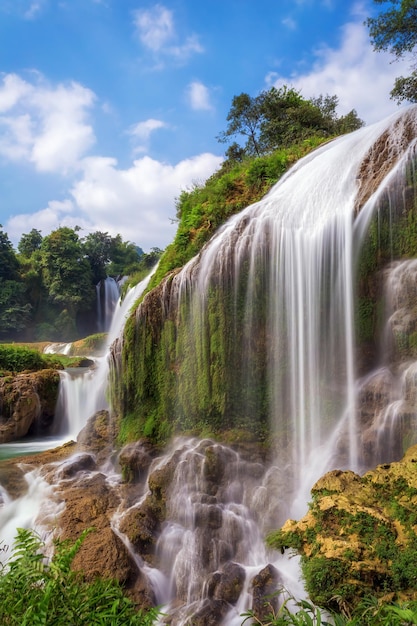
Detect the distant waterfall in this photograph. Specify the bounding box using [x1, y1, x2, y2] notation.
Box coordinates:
[96, 277, 121, 332]
[54, 270, 156, 439]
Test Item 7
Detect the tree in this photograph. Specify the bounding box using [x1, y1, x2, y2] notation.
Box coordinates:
[83, 231, 114, 284]
[218, 87, 364, 159]
[0, 279, 31, 337]
[0, 225, 19, 280]
[107, 234, 142, 276]
[367, 0, 417, 102]
[40, 227, 94, 337]
[217, 92, 265, 156]
[17, 228, 43, 257]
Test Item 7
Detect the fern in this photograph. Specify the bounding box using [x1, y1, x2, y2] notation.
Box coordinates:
[0, 528, 160, 625]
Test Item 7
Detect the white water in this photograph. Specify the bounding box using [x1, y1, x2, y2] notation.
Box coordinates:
[97, 276, 121, 332]
[52, 269, 157, 440]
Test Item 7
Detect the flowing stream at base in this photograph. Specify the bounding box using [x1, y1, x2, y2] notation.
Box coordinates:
[1, 108, 417, 623]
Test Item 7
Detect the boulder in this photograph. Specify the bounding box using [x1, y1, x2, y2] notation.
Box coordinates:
[0, 369, 60, 443]
[251, 564, 281, 621]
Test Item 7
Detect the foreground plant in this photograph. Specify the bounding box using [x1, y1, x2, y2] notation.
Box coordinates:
[240, 591, 417, 626]
[0, 528, 160, 625]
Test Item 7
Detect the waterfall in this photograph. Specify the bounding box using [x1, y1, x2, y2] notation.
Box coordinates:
[150, 106, 417, 519]
[2, 108, 417, 624]
[96, 276, 121, 332]
[53, 270, 157, 438]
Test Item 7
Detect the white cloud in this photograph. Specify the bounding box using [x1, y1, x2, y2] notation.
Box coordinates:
[0, 73, 96, 173]
[24, 1, 44, 19]
[267, 18, 413, 124]
[0, 73, 31, 112]
[5, 152, 223, 249]
[67, 152, 223, 248]
[134, 4, 174, 52]
[133, 3, 203, 65]
[186, 81, 213, 111]
[282, 17, 297, 30]
[128, 118, 167, 153]
[7, 199, 77, 243]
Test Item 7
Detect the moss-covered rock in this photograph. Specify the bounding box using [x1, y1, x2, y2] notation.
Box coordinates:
[269, 444, 417, 612]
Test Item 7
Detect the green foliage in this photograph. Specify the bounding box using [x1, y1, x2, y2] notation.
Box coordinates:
[217, 86, 363, 158]
[0, 344, 46, 372]
[40, 227, 95, 316]
[0, 527, 160, 626]
[0, 278, 32, 337]
[241, 593, 338, 625]
[17, 229, 43, 257]
[367, 0, 417, 102]
[0, 225, 19, 281]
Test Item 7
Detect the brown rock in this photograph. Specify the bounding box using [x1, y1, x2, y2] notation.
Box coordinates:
[0, 369, 60, 443]
[251, 564, 281, 621]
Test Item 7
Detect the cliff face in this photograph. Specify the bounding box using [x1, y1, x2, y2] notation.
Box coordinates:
[0, 369, 60, 443]
[272, 445, 417, 612]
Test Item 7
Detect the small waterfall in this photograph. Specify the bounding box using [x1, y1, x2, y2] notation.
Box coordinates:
[358, 259, 417, 464]
[53, 270, 156, 438]
[96, 277, 121, 332]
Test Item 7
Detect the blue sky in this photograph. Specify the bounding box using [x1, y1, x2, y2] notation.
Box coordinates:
[0, 0, 413, 251]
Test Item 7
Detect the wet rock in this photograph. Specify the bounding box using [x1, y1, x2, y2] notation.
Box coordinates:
[0, 369, 60, 443]
[251, 564, 281, 621]
[77, 410, 116, 463]
[71, 526, 139, 585]
[118, 500, 161, 564]
[0, 441, 77, 498]
[57, 453, 97, 479]
[118, 440, 154, 483]
[188, 599, 229, 626]
[206, 561, 245, 604]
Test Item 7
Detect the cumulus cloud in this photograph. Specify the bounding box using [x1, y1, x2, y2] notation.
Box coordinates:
[186, 81, 213, 111]
[0, 72, 96, 173]
[7, 199, 78, 244]
[266, 17, 412, 124]
[128, 118, 167, 153]
[6, 152, 223, 250]
[67, 152, 223, 248]
[133, 4, 203, 64]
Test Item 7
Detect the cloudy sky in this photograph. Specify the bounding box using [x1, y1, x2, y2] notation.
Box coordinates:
[0, 0, 412, 251]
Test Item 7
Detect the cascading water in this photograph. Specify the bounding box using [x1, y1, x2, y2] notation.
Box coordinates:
[52, 270, 157, 440]
[0, 270, 156, 565]
[96, 276, 121, 332]
[158, 106, 417, 519]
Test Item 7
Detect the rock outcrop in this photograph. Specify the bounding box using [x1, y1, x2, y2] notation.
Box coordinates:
[0, 369, 60, 443]
[271, 444, 417, 612]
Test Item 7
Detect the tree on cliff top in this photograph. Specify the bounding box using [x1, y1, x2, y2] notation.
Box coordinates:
[217, 86, 364, 159]
[367, 0, 417, 102]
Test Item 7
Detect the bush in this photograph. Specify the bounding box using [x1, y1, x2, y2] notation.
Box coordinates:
[0, 344, 45, 372]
